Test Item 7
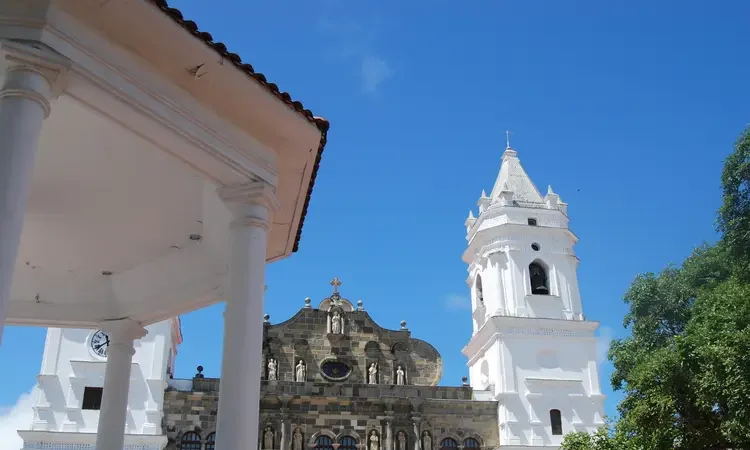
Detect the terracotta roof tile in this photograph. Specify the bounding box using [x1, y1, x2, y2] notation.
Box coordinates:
[148, 0, 329, 253]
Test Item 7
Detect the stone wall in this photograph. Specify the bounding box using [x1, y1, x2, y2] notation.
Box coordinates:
[162, 379, 499, 450]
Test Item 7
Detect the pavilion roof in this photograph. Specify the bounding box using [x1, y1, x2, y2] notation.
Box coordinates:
[149, 0, 330, 252]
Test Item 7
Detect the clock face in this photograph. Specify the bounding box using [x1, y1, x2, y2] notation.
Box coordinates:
[90, 330, 110, 358]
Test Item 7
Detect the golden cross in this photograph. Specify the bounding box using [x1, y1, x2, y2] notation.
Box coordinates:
[330, 277, 342, 294]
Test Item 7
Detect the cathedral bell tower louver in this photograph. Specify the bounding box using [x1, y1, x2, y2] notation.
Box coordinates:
[461, 140, 605, 448]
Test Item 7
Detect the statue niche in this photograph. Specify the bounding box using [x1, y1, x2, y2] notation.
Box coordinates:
[327, 307, 346, 336]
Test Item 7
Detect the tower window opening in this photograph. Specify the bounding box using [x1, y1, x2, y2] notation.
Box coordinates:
[529, 261, 550, 295]
[315, 435, 334, 450]
[180, 432, 202, 450]
[205, 433, 216, 450]
[81, 387, 103, 410]
[339, 436, 357, 450]
[440, 438, 458, 450]
[550, 409, 563, 435]
[531, 243, 540, 251]
[464, 438, 481, 449]
[527, 218, 538, 226]
[475, 275, 484, 306]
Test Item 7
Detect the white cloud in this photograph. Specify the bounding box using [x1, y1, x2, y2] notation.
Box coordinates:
[361, 56, 395, 94]
[317, 1, 394, 94]
[596, 326, 614, 367]
[0, 388, 36, 450]
[444, 293, 471, 311]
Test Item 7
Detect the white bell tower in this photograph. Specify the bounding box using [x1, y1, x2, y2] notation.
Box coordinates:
[462, 139, 605, 448]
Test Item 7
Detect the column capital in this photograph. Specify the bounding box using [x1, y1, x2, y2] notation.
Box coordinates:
[218, 181, 281, 211]
[100, 318, 148, 343]
[0, 39, 71, 115]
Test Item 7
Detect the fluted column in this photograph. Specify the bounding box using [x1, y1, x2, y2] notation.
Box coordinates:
[412, 417, 422, 450]
[385, 420, 393, 450]
[214, 182, 280, 450]
[0, 40, 68, 346]
[280, 416, 290, 450]
[95, 319, 148, 450]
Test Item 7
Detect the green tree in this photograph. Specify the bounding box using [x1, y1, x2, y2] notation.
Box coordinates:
[602, 125, 750, 449]
[718, 125, 750, 269]
[560, 424, 634, 450]
[685, 276, 750, 447]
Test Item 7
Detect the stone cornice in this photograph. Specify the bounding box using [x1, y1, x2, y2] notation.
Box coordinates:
[462, 315, 599, 365]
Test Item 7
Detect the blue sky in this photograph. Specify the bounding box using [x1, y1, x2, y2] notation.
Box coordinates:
[1, 0, 749, 427]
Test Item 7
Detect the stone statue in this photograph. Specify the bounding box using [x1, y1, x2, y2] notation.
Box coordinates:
[422, 432, 431, 450]
[293, 429, 303, 450]
[295, 360, 306, 382]
[264, 426, 275, 449]
[396, 365, 405, 385]
[397, 431, 407, 450]
[331, 311, 342, 334]
[369, 431, 380, 450]
[368, 362, 378, 384]
[267, 358, 277, 381]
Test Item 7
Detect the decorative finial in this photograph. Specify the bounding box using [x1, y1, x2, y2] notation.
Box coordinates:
[400, 320, 407, 330]
[547, 185, 554, 195]
[195, 365, 204, 379]
[263, 314, 270, 323]
[505, 130, 512, 149]
[481, 189, 487, 198]
[304, 297, 312, 308]
[461, 376, 469, 386]
[357, 300, 364, 311]
[330, 277, 342, 294]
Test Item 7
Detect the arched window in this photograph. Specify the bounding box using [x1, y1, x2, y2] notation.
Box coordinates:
[475, 275, 484, 306]
[439, 438, 458, 450]
[339, 436, 357, 450]
[180, 431, 202, 450]
[529, 261, 550, 295]
[315, 435, 334, 450]
[463, 438, 480, 449]
[205, 432, 216, 450]
[550, 409, 563, 435]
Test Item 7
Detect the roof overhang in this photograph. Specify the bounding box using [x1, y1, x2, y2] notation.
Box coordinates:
[1, 0, 329, 327]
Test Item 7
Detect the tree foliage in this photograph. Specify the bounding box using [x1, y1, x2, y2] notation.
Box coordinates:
[718, 126, 750, 268]
[560, 423, 634, 450]
[563, 125, 750, 450]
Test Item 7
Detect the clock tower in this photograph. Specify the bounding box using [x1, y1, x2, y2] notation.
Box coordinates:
[461, 142, 606, 448]
[17, 319, 181, 449]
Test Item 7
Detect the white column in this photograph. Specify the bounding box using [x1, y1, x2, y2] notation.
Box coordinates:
[95, 319, 147, 450]
[215, 182, 279, 450]
[0, 40, 67, 346]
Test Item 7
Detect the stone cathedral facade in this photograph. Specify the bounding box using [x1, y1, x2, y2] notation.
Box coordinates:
[21, 143, 604, 450]
[163, 286, 499, 450]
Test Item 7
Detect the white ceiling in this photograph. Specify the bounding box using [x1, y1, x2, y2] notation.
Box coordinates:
[19, 95, 205, 274]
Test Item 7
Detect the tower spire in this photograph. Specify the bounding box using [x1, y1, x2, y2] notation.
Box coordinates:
[505, 130, 512, 150]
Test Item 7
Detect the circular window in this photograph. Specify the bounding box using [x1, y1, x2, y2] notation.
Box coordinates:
[531, 243, 541, 251]
[320, 359, 352, 381]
